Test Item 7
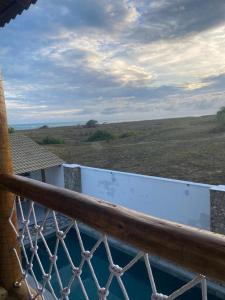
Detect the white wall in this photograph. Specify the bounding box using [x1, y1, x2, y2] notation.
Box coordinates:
[45, 166, 64, 187]
[80, 166, 213, 230]
[30, 165, 64, 187]
[30, 169, 42, 181]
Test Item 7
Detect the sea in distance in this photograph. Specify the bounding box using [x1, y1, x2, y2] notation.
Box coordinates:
[10, 121, 85, 130]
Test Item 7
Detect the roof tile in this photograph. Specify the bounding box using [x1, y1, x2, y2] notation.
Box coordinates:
[10, 133, 64, 174]
[0, 0, 37, 27]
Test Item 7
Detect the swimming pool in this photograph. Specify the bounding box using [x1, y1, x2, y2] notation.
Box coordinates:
[26, 228, 222, 300]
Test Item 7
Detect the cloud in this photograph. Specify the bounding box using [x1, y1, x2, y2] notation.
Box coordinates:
[1, 0, 225, 124]
[182, 81, 213, 91]
[130, 0, 225, 43]
[36, 0, 138, 34]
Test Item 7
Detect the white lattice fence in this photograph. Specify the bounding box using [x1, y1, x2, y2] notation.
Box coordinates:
[9, 196, 208, 300]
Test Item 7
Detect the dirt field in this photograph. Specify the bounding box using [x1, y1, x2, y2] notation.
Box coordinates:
[22, 115, 225, 185]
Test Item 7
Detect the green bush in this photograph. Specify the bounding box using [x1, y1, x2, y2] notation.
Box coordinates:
[8, 127, 15, 134]
[87, 130, 115, 142]
[216, 107, 225, 128]
[119, 131, 136, 138]
[39, 125, 49, 129]
[38, 136, 64, 145]
[85, 119, 98, 128]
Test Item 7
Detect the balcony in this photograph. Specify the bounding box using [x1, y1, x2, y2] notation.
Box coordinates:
[0, 78, 225, 300]
[0, 172, 224, 300]
[1, 1, 225, 299]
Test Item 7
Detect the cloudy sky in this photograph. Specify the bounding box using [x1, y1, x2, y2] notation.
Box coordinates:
[1, 0, 225, 124]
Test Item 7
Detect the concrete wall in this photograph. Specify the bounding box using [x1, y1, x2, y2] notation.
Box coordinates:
[210, 185, 225, 234]
[29, 169, 42, 181]
[30, 165, 64, 187]
[63, 164, 81, 192]
[45, 166, 64, 187]
[80, 166, 212, 229]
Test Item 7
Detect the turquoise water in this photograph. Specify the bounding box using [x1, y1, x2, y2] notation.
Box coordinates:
[26, 229, 221, 299]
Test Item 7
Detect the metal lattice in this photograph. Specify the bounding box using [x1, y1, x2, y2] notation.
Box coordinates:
[9, 196, 208, 300]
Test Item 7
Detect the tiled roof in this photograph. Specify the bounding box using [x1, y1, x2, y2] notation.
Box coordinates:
[0, 0, 37, 28]
[10, 133, 64, 174]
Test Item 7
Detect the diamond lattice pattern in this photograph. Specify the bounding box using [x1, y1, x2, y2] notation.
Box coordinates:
[9, 197, 208, 300]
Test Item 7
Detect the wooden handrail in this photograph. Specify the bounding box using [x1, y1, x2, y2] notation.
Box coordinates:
[0, 173, 225, 283]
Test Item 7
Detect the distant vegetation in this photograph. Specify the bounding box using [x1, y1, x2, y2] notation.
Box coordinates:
[8, 127, 15, 134]
[85, 119, 98, 128]
[87, 130, 137, 142]
[87, 130, 115, 142]
[38, 136, 64, 145]
[23, 115, 225, 185]
[216, 107, 225, 129]
[119, 131, 136, 138]
[39, 125, 49, 129]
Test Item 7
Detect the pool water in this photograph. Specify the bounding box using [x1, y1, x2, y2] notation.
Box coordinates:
[25, 229, 221, 300]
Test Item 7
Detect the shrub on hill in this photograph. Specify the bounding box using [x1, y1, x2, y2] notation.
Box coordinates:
[216, 107, 225, 128]
[119, 131, 136, 138]
[85, 119, 98, 128]
[8, 127, 15, 134]
[86, 130, 115, 142]
[38, 136, 64, 145]
[39, 125, 49, 129]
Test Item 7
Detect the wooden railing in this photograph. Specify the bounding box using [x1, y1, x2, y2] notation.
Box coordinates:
[1, 173, 225, 284]
[1, 75, 225, 299]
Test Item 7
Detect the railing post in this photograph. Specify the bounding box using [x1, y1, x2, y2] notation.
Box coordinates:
[64, 164, 82, 192]
[210, 186, 225, 234]
[0, 76, 29, 298]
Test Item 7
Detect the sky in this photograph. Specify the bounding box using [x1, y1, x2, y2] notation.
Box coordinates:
[1, 0, 225, 124]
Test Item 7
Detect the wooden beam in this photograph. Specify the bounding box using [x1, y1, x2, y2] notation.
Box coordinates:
[0, 173, 225, 283]
[0, 76, 29, 299]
